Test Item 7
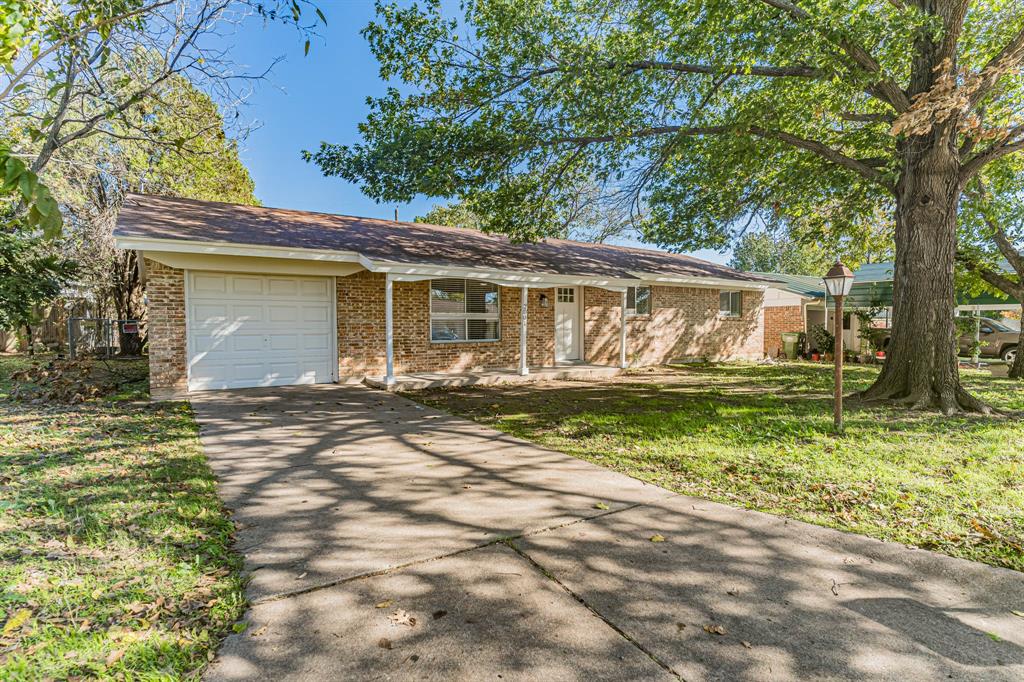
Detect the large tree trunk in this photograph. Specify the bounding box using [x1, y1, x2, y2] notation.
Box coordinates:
[861, 141, 989, 414]
[1011, 330, 1024, 380]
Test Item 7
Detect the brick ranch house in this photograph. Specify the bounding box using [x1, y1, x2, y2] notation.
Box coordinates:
[113, 194, 772, 399]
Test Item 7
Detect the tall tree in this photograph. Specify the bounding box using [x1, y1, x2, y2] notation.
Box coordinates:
[307, 0, 1024, 414]
[46, 72, 259, 355]
[958, 158, 1024, 379]
[2, 0, 318, 351]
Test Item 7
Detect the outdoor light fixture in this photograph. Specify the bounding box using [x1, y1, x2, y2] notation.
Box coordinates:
[539, 293, 549, 308]
[823, 261, 855, 298]
[823, 260, 854, 434]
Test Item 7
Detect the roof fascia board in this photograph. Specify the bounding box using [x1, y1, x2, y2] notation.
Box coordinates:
[629, 271, 769, 291]
[369, 260, 640, 288]
[116, 236, 760, 290]
[114, 236, 364, 264]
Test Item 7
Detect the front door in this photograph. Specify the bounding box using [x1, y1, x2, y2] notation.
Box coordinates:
[555, 286, 580, 362]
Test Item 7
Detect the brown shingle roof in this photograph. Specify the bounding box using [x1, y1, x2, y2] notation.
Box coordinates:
[115, 193, 765, 283]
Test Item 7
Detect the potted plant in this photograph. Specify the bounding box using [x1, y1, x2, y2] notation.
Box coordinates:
[808, 324, 834, 362]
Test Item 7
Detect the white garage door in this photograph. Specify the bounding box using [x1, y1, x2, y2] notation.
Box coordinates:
[186, 272, 335, 391]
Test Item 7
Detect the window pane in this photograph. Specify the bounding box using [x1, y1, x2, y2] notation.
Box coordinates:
[719, 291, 730, 313]
[467, 319, 499, 341]
[732, 291, 742, 315]
[720, 291, 741, 316]
[557, 287, 574, 303]
[431, 319, 466, 341]
[635, 286, 651, 315]
[431, 279, 465, 314]
[466, 280, 499, 314]
[626, 287, 636, 311]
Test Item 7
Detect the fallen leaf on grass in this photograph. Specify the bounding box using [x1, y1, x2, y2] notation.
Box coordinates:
[105, 649, 125, 666]
[971, 519, 999, 540]
[703, 624, 727, 636]
[650, 534, 666, 543]
[375, 600, 393, 609]
[2, 608, 31, 636]
[389, 610, 417, 627]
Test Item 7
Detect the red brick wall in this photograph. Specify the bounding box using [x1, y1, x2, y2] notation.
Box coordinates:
[336, 271, 555, 378]
[583, 285, 764, 366]
[144, 263, 766, 392]
[763, 305, 804, 357]
[144, 259, 187, 398]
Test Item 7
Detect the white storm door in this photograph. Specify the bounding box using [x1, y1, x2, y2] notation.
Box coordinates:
[554, 286, 581, 361]
[186, 272, 335, 391]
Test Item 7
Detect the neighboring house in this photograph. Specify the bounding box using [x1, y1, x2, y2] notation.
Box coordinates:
[113, 194, 771, 398]
[759, 262, 1022, 357]
[757, 273, 828, 357]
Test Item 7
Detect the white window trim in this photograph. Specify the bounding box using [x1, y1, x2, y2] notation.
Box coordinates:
[719, 290, 743, 318]
[429, 278, 502, 343]
[626, 285, 652, 316]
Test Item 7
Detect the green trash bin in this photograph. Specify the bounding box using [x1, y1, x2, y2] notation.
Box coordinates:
[781, 332, 800, 360]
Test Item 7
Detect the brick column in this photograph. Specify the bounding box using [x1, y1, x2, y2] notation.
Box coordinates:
[144, 259, 188, 399]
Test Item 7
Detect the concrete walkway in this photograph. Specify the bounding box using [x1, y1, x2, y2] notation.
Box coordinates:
[192, 385, 1024, 681]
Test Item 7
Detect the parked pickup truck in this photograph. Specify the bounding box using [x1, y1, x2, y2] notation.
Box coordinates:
[869, 317, 1019, 365]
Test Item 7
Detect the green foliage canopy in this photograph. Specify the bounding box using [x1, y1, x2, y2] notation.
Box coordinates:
[0, 231, 74, 332]
[306, 0, 1024, 252]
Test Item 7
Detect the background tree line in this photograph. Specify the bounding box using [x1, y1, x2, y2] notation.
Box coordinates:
[1, 0, 323, 354]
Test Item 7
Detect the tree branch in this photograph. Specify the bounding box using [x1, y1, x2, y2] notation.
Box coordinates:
[541, 124, 894, 191]
[968, 26, 1024, 109]
[960, 127, 1024, 181]
[758, 0, 911, 112]
[0, 0, 177, 102]
[623, 60, 822, 78]
[959, 256, 1023, 298]
[748, 126, 895, 190]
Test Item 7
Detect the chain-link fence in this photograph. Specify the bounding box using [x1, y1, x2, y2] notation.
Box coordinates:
[67, 318, 142, 358]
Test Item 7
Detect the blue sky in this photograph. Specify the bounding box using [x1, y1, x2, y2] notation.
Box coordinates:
[229, 4, 729, 264]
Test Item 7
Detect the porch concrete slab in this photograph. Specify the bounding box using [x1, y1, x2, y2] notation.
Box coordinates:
[206, 544, 674, 682]
[190, 384, 669, 601]
[513, 493, 1024, 681]
[363, 363, 622, 391]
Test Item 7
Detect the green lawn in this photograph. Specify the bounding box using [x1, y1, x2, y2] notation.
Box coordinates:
[0, 356, 244, 680]
[408, 363, 1024, 572]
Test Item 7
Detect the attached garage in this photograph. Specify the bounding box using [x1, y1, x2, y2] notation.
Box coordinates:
[186, 271, 336, 390]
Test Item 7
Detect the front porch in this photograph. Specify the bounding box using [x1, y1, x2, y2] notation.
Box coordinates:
[364, 362, 622, 391]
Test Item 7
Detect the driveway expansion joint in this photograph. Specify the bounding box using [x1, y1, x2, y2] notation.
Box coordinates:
[249, 501, 653, 606]
[504, 538, 685, 681]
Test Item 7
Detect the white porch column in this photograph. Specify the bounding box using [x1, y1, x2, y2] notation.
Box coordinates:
[972, 305, 981, 366]
[385, 273, 395, 386]
[519, 285, 529, 375]
[619, 289, 628, 369]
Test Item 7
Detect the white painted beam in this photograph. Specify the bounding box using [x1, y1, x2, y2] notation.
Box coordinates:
[519, 286, 529, 375]
[385, 274, 395, 386]
[620, 289, 628, 369]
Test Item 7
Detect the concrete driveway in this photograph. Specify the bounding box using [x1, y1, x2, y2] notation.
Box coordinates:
[193, 385, 1024, 681]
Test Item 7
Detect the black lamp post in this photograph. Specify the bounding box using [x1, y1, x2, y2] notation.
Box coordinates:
[823, 261, 855, 433]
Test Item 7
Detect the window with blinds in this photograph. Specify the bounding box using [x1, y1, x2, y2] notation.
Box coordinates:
[719, 290, 742, 317]
[430, 278, 500, 342]
[626, 285, 652, 315]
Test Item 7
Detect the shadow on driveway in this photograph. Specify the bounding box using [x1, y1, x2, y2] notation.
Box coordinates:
[193, 385, 1024, 681]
